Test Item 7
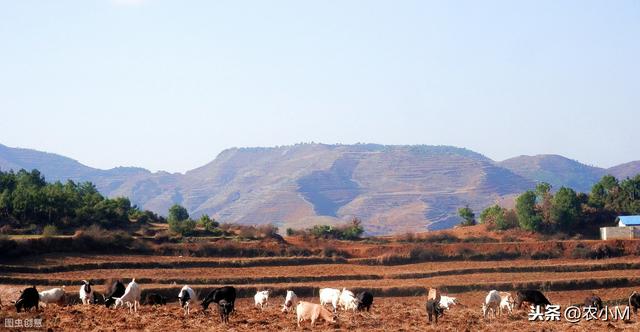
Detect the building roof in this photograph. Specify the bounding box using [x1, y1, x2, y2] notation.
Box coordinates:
[618, 216, 640, 226]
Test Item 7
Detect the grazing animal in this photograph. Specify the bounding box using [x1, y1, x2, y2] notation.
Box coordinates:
[425, 299, 443, 324]
[629, 291, 640, 315]
[319, 288, 341, 312]
[144, 293, 167, 306]
[79, 280, 94, 305]
[281, 290, 299, 313]
[296, 301, 337, 327]
[92, 291, 106, 305]
[15, 286, 39, 313]
[439, 295, 459, 310]
[179, 285, 196, 316]
[338, 288, 358, 311]
[201, 286, 236, 312]
[254, 290, 270, 310]
[114, 279, 141, 313]
[428, 288, 441, 303]
[584, 295, 603, 311]
[499, 292, 514, 315]
[104, 281, 126, 308]
[218, 299, 233, 324]
[38, 287, 66, 306]
[515, 290, 551, 310]
[356, 291, 373, 312]
[482, 290, 502, 319]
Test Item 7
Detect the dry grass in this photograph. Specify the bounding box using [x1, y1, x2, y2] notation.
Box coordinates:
[0, 297, 637, 331]
[2, 240, 640, 330]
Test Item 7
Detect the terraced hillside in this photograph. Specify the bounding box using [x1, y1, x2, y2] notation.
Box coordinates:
[2, 253, 639, 331]
[3, 143, 640, 234]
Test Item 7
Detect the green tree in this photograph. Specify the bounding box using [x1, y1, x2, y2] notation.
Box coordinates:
[458, 205, 476, 226]
[168, 218, 196, 236]
[310, 224, 334, 239]
[551, 187, 581, 232]
[479, 205, 515, 230]
[479, 205, 503, 224]
[198, 214, 219, 233]
[42, 224, 58, 237]
[516, 191, 542, 231]
[168, 204, 189, 222]
[619, 175, 640, 214]
[588, 175, 619, 210]
[340, 217, 364, 240]
[535, 182, 553, 227]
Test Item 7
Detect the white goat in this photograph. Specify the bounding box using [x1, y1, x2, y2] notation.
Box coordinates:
[296, 301, 337, 327]
[254, 290, 270, 310]
[281, 290, 299, 313]
[79, 280, 93, 305]
[39, 287, 66, 306]
[319, 288, 341, 312]
[338, 288, 358, 311]
[499, 291, 514, 315]
[482, 290, 501, 319]
[178, 285, 196, 316]
[439, 295, 459, 310]
[115, 279, 141, 313]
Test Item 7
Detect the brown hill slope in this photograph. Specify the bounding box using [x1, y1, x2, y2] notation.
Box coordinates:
[607, 161, 640, 180]
[168, 144, 536, 234]
[498, 154, 606, 193]
[13, 143, 639, 234]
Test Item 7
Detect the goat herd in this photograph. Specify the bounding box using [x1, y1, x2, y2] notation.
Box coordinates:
[7, 279, 640, 328]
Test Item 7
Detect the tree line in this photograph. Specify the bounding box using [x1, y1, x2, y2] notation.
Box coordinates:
[460, 174, 640, 234]
[0, 169, 161, 234]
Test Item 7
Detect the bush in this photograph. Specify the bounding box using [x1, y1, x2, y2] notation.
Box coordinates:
[530, 249, 561, 260]
[198, 214, 220, 234]
[592, 244, 624, 259]
[256, 224, 279, 238]
[42, 224, 58, 237]
[571, 244, 592, 259]
[501, 236, 522, 243]
[286, 228, 295, 236]
[168, 218, 196, 236]
[0, 224, 13, 234]
[400, 232, 416, 242]
[461, 236, 498, 243]
[308, 218, 364, 240]
[421, 233, 460, 243]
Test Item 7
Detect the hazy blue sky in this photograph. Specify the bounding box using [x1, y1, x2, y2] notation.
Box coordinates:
[1, 0, 638, 172]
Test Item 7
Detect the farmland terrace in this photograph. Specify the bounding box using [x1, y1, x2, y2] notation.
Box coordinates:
[1, 251, 640, 331]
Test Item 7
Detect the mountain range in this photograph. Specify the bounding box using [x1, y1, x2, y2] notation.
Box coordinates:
[1, 143, 638, 235]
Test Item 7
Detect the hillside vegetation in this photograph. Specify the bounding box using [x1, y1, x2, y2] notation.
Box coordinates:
[2, 143, 640, 234]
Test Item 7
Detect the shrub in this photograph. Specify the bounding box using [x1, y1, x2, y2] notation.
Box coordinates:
[501, 236, 522, 243]
[286, 228, 295, 236]
[168, 218, 196, 236]
[461, 236, 498, 243]
[571, 244, 592, 259]
[198, 214, 220, 234]
[422, 233, 460, 243]
[256, 224, 279, 238]
[400, 232, 416, 242]
[0, 224, 13, 234]
[592, 244, 624, 259]
[530, 249, 561, 260]
[308, 218, 364, 240]
[321, 246, 340, 258]
[42, 224, 58, 237]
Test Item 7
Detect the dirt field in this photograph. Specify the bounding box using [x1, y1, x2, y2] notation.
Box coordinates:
[1, 297, 638, 331]
[2, 240, 640, 331]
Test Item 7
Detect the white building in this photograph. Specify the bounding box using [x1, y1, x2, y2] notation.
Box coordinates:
[600, 215, 640, 240]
